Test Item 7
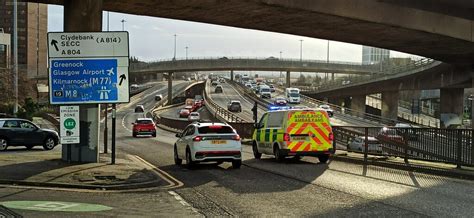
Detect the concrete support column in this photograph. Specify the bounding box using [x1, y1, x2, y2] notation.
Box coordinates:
[230, 70, 234, 81]
[381, 91, 399, 121]
[350, 95, 366, 117]
[331, 73, 335, 81]
[286, 71, 290, 88]
[167, 72, 173, 105]
[440, 88, 463, 128]
[62, 0, 103, 163]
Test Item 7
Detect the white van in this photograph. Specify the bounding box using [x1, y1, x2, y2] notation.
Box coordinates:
[285, 88, 300, 104]
[259, 85, 272, 98]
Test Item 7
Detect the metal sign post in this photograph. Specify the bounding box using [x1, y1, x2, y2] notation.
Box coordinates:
[111, 104, 116, 164]
[60, 106, 80, 163]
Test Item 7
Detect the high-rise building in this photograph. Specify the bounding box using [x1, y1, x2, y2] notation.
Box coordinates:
[362, 46, 390, 65]
[0, 0, 48, 79]
[0, 30, 11, 69]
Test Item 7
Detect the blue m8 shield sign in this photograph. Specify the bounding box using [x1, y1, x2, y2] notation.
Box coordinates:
[50, 59, 127, 104]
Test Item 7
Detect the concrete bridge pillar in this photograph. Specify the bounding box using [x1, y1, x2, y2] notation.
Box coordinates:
[440, 88, 463, 128]
[350, 95, 366, 117]
[167, 72, 174, 105]
[331, 73, 335, 81]
[286, 71, 291, 88]
[381, 91, 399, 121]
[328, 98, 344, 107]
[230, 70, 234, 81]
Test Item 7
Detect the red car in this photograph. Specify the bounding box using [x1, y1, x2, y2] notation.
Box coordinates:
[132, 118, 156, 137]
[194, 99, 203, 109]
[179, 108, 191, 118]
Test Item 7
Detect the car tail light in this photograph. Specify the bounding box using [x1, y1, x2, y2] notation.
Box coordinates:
[328, 133, 334, 141]
[233, 135, 241, 141]
[193, 136, 202, 141]
[283, 133, 290, 141]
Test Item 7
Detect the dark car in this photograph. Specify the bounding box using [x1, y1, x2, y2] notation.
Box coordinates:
[135, 105, 145, 113]
[228, 100, 242, 112]
[0, 118, 59, 151]
[273, 97, 287, 106]
[215, 85, 223, 93]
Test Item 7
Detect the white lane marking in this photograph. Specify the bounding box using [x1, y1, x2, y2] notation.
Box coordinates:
[121, 110, 137, 133]
[168, 191, 201, 214]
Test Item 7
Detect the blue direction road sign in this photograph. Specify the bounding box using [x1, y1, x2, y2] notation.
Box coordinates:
[49, 59, 124, 104]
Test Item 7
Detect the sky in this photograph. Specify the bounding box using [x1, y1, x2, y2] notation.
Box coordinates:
[47, 5, 415, 63]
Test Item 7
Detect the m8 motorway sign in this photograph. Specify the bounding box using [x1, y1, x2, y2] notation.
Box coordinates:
[47, 32, 130, 104]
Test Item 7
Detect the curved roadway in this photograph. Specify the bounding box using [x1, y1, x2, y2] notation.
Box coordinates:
[106, 80, 474, 217]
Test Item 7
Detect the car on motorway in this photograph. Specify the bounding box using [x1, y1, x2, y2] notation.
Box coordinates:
[269, 84, 275, 92]
[376, 127, 406, 144]
[285, 88, 301, 104]
[245, 83, 252, 88]
[132, 118, 157, 137]
[227, 100, 242, 112]
[179, 108, 191, 118]
[155, 94, 163, 101]
[259, 85, 272, 98]
[273, 97, 287, 106]
[174, 122, 242, 169]
[347, 136, 385, 154]
[219, 78, 226, 83]
[0, 118, 59, 151]
[318, 104, 334, 117]
[215, 85, 223, 93]
[188, 112, 201, 122]
[211, 81, 219, 86]
[135, 105, 145, 113]
[394, 123, 419, 141]
[185, 105, 194, 112]
[194, 95, 204, 106]
[252, 107, 334, 163]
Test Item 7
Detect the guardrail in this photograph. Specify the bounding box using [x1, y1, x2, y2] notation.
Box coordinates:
[203, 81, 247, 123]
[333, 126, 474, 168]
[300, 58, 438, 93]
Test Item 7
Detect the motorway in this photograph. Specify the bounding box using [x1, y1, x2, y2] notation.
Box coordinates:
[2, 81, 473, 217]
[113, 83, 474, 216]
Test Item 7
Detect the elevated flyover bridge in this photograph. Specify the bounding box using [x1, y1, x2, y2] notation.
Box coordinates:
[129, 57, 383, 85]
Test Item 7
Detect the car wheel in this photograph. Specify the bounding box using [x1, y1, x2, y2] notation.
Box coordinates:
[318, 154, 330, 164]
[152, 133, 156, 137]
[273, 145, 284, 161]
[232, 160, 242, 169]
[253, 141, 262, 159]
[185, 148, 195, 169]
[0, 138, 8, 151]
[25, 145, 34, 150]
[132, 133, 137, 138]
[43, 137, 56, 150]
[293, 156, 302, 161]
[174, 145, 182, 165]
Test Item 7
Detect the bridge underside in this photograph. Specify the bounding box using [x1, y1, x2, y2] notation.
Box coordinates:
[34, 0, 474, 65]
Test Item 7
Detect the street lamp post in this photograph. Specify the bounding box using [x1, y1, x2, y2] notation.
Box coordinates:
[326, 40, 329, 81]
[13, 0, 18, 114]
[279, 51, 282, 81]
[121, 19, 126, 31]
[185, 46, 188, 60]
[173, 34, 177, 60]
[299, 39, 303, 78]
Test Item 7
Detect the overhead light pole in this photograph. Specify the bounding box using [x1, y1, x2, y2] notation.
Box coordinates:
[185, 46, 188, 60]
[121, 19, 126, 31]
[279, 51, 282, 81]
[13, 0, 18, 114]
[299, 39, 303, 77]
[173, 34, 177, 60]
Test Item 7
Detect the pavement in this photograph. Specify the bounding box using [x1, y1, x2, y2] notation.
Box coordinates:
[0, 146, 165, 190]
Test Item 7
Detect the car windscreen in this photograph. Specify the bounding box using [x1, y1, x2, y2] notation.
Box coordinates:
[260, 88, 270, 92]
[137, 120, 153, 124]
[231, 102, 240, 106]
[289, 93, 299, 97]
[198, 126, 235, 134]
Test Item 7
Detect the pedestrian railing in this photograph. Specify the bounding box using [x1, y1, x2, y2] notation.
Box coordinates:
[333, 126, 474, 167]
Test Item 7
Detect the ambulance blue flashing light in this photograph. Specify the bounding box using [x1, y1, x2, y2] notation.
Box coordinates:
[268, 105, 309, 111]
